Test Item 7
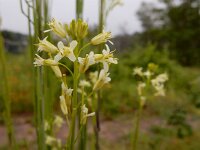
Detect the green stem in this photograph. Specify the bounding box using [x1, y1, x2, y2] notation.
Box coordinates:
[78, 43, 91, 56]
[78, 88, 87, 150]
[92, 1, 106, 150]
[33, 0, 46, 149]
[68, 44, 79, 149]
[0, 30, 17, 150]
[76, 0, 84, 19]
[132, 104, 143, 150]
[68, 108, 77, 150]
[59, 63, 74, 77]
[91, 93, 99, 150]
[79, 125, 87, 150]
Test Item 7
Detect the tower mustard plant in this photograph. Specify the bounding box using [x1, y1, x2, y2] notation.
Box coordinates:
[132, 63, 168, 150]
[33, 18, 118, 150]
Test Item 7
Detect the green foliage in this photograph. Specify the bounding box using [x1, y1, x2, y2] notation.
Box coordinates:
[168, 108, 193, 138]
[102, 44, 200, 117]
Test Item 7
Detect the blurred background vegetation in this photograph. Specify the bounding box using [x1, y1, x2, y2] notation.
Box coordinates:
[1, 0, 200, 149]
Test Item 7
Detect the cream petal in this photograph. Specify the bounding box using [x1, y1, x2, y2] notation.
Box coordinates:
[57, 41, 64, 50]
[68, 53, 76, 62]
[54, 53, 63, 62]
[102, 49, 108, 55]
[103, 62, 109, 72]
[105, 44, 110, 52]
[78, 57, 84, 64]
[66, 88, 73, 96]
[99, 69, 105, 79]
[105, 77, 111, 83]
[70, 40, 78, 50]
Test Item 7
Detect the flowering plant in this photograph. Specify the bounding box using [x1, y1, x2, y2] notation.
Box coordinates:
[132, 63, 168, 150]
[33, 18, 118, 149]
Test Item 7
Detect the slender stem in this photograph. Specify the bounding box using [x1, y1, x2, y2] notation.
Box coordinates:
[59, 63, 74, 77]
[91, 93, 99, 150]
[87, 91, 94, 98]
[0, 30, 17, 150]
[76, 0, 84, 19]
[78, 43, 91, 56]
[66, 116, 70, 128]
[78, 88, 87, 150]
[99, 0, 105, 34]
[68, 44, 79, 149]
[132, 104, 143, 150]
[33, 0, 46, 149]
[74, 125, 84, 144]
[68, 108, 77, 150]
[92, 1, 106, 150]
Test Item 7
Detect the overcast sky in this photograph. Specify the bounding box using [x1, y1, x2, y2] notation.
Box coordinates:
[0, 0, 156, 36]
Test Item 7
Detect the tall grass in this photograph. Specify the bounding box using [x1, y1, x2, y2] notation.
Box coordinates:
[0, 27, 17, 149]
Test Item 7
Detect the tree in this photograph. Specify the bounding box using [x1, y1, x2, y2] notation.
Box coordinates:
[137, 0, 200, 65]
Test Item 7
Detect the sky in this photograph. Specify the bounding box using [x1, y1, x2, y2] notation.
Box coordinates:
[0, 0, 157, 36]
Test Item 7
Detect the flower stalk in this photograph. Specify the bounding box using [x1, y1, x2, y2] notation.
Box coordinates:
[132, 101, 143, 150]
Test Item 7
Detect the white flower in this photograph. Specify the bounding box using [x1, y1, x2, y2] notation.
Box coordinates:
[91, 31, 112, 45]
[61, 82, 73, 96]
[33, 54, 44, 66]
[140, 96, 146, 106]
[53, 115, 64, 129]
[54, 40, 77, 62]
[77, 88, 87, 96]
[79, 80, 91, 87]
[144, 70, 152, 79]
[37, 37, 58, 54]
[78, 51, 96, 73]
[151, 73, 168, 96]
[45, 135, 61, 148]
[46, 136, 56, 145]
[133, 67, 143, 76]
[94, 45, 118, 71]
[102, 45, 118, 64]
[44, 120, 50, 131]
[46, 18, 67, 38]
[137, 82, 146, 96]
[81, 104, 95, 124]
[154, 88, 165, 96]
[156, 73, 168, 83]
[60, 82, 73, 115]
[89, 71, 98, 84]
[33, 54, 58, 66]
[60, 95, 68, 115]
[93, 69, 111, 91]
[151, 73, 168, 88]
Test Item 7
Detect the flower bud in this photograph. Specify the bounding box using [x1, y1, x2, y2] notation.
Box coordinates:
[66, 19, 88, 40]
[91, 31, 111, 45]
[36, 37, 58, 54]
[48, 18, 67, 38]
[93, 69, 111, 91]
[60, 95, 68, 115]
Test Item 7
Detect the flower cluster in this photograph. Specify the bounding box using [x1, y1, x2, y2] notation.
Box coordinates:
[44, 115, 64, 149]
[33, 18, 118, 143]
[133, 63, 168, 106]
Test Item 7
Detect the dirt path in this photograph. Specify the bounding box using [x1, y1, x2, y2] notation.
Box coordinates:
[0, 113, 199, 149]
